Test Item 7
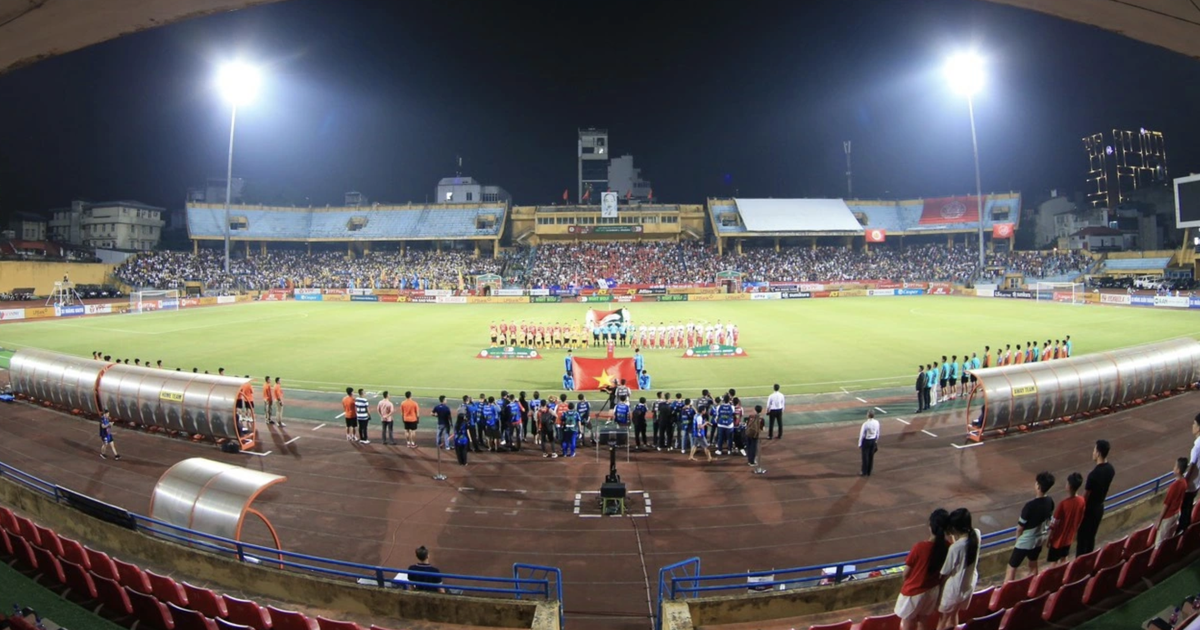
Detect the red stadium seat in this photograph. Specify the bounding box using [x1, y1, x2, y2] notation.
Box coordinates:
[368, 626, 400, 630]
[147, 569, 190, 607]
[1123, 525, 1154, 558]
[115, 558, 153, 593]
[1081, 565, 1121, 607]
[0, 506, 16, 531]
[855, 613, 899, 630]
[15, 516, 40, 546]
[58, 536, 90, 570]
[959, 609, 1004, 630]
[128, 587, 177, 630]
[183, 582, 228, 619]
[61, 559, 99, 603]
[217, 620, 254, 630]
[1026, 563, 1067, 598]
[30, 545, 66, 587]
[32, 525, 62, 557]
[0, 527, 12, 559]
[85, 546, 119, 581]
[1041, 577, 1089, 624]
[93, 573, 135, 618]
[168, 602, 218, 630]
[266, 605, 317, 630]
[808, 621, 853, 630]
[990, 575, 1034, 611]
[315, 618, 362, 630]
[1094, 539, 1125, 572]
[1064, 550, 1099, 584]
[10, 535, 38, 573]
[1180, 524, 1200, 556]
[221, 595, 272, 630]
[1147, 541, 1179, 577]
[1116, 547, 1152, 590]
[1192, 500, 1200, 527]
[962, 587, 995, 623]
[998, 592, 1048, 630]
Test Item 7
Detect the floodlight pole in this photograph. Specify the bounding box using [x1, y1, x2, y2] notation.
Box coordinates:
[224, 102, 237, 272]
[967, 95, 985, 269]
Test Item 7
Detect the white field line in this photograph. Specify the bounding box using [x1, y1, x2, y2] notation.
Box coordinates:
[874, 407, 888, 414]
[855, 397, 868, 403]
[952, 442, 984, 449]
[243, 450, 271, 457]
[312, 423, 326, 431]
[921, 429, 938, 437]
[894, 417, 911, 425]
[284, 436, 302, 445]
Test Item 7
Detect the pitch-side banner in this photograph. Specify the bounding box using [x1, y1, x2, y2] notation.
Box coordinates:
[0, 308, 25, 321]
[919, 196, 981, 225]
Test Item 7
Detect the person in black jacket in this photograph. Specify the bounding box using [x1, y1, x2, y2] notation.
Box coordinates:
[915, 365, 928, 413]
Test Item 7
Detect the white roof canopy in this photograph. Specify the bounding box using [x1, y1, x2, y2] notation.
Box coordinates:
[733, 198, 864, 233]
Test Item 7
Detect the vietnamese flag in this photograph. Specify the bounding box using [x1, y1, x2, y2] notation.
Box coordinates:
[562, 189, 569, 202]
[572, 356, 641, 391]
[865, 228, 886, 243]
[992, 223, 1015, 239]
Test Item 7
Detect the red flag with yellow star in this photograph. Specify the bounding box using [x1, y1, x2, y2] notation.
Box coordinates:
[571, 356, 640, 391]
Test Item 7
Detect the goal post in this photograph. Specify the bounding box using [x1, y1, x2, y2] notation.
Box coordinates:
[1034, 281, 1085, 305]
[130, 289, 180, 313]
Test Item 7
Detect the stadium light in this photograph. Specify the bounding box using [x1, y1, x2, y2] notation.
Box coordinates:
[216, 62, 261, 274]
[945, 52, 987, 269]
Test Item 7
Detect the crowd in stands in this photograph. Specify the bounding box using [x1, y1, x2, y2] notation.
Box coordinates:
[115, 248, 513, 291]
[979, 249, 1093, 281]
[111, 242, 1100, 291]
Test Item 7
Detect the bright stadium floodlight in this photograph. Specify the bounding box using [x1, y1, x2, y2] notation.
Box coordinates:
[216, 62, 261, 273]
[945, 52, 987, 269]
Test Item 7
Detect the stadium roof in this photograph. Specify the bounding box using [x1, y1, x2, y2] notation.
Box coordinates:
[987, 0, 1200, 60]
[733, 198, 864, 234]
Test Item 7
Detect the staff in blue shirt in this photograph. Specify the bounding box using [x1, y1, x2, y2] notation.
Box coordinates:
[638, 370, 651, 391]
[632, 397, 649, 449]
[564, 350, 574, 377]
[634, 348, 645, 373]
[506, 395, 523, 451]
[1064, 335, 1072, 357]
[481, 396, 499, 451]
[577, 393, 595, 446]
[677, 398, 693, 453]
[613, 396, 630, 428]
[714, 396, 736, 455]
[563, 372, 575, 390]
[562, 403, 580, 457]
[468, 395, 483, 453]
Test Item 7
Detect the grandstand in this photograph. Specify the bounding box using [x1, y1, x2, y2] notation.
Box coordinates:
[186, 202, 508, 256]
[509, 203, 707, 245]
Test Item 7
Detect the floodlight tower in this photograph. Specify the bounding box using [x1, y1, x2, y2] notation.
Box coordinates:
[944, 52, 986, 269]
[216, 62, 261, 273]
[578, 129, 609, 204]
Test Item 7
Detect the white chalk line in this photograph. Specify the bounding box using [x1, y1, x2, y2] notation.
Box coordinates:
[951, 442, 984, 449]
[312, 423, 326, 431]
[855, 397, 868, 403]
[284, 436, 302, 445]
[894, 417, 911, 425]
[874, 407, 888, 414]
[243, 450, 271, 457]
[921, 429, 938, 437]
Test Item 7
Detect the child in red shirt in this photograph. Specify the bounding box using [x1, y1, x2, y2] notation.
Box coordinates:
[1046, 472, 1086, 564]
[1157, 457, 1189, 549]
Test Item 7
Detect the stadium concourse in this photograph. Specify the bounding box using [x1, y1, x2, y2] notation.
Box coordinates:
[114, 243, 1096, 292]
[0, 359, 1191, 629]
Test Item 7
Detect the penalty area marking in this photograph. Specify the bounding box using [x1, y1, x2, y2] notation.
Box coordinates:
[951, 442, 984, 450]
[243, 450, 272, 457]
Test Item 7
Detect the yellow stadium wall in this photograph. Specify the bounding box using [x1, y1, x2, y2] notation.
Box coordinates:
[0, 261, 114, 294]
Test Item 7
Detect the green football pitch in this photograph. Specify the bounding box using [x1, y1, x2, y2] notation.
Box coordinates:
[1, 297, 1197, 405]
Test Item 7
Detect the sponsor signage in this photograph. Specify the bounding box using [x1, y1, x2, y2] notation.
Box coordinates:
[531, 295, 563, 304]
[876, 282, 903, 289]
[928, 284, 953, 296]
[799, 283, 825, 292]
[750, 292, 781, 300]
[435, 296, 467, 304]
[85, 304, 113, 315]
[896, 289, 925, 296]
[323, 294, 351, 302]
[411, 296, 438, 303]
[566, 225, 644, 235]
[683, 344, 749, 359]
[468, 296, 528, 304]
[0, 308, 26, 320]
[1191, 297, 1200, 309]
[637, 287, 666, 295]
[579, 295, 613, 303]
[1131, 295, 1155, 306]
[159, 391, 184, 402]
[687, 293, 748, 301]
[656, 294, 688, 302]
[1153, 295, 1190, 308]
[350, 295, 379, 302]
[294, 288, 321, 296]
[217, 296, 237, 304]
[614, 295, 641, 303]
[56, 305, 85, 317]
[324, 289, 347, 295]
[23, 307, 55, 319]
[530, 288, 551, 296]
[1100, 293, 1132, 305]
[379, 295, 402, 303]
[348, 288, 374, 296]
[295, 294, 324, 302]
[161, 299, 179, 309]
[424, 289, 453, 297]
[476, 346, 543, 360]
[993, 290, 1034, 299]
[782, 291, 811, 299]
[867, 289, 895, 297]
[1012, 384, 1038, 397]
[494, 289, 525, 297]
[770, 283, 799, 291]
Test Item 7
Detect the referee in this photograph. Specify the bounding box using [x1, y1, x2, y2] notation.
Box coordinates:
[766, 384, 785, 440]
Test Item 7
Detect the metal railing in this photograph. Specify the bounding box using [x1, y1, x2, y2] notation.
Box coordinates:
[0, 460, 561, 605]
[655, 470, 1174, 629]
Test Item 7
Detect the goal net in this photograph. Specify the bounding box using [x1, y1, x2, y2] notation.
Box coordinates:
[130, 289, 181, 313]
[1034, 282, 1085, 305]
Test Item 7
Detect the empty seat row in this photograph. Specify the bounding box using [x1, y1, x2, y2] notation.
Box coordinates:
[0, 506, 400, 630]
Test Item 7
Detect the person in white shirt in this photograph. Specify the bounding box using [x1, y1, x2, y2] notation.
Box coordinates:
[1182, 413, 1200, 531]
[766, 384, 786, 439]
[858, 411, 880, 476]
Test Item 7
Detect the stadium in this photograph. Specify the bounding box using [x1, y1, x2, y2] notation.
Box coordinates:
[4, 3, 1200, 630]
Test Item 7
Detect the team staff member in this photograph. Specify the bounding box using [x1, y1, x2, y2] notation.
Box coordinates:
[401, 391, 420, 448]
[263, 376, 276, 425]
[632, 397, 649, 450]
[1075, 439, 1115, 555]
[453, 413, 472, 465]
[342, 387, 358, 442]
[915, 366, 927, 413]
[237, 377, 255, 421]
[744, 405, 764, 467]
[355, 389, 372, 444]
[273, 377, 285, 426]
[766, 384, 785, 439]
[378, 391, 396, 445]
[858, 411, 880, 476]
[433, 396, 453, 450]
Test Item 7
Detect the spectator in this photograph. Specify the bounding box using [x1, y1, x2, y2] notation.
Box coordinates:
[1075, 439, 1115, 555]
[1005, 471, 1055, 582]
[1046, 472, 1085, 565]
[1157, 457, 1189, 549]
[895, 509, 950, 630]
[405, 546, 445, 593]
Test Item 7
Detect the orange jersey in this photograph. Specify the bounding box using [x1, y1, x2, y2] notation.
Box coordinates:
[1014, 352, 1024, 365]
[273, 383, 283, 401]
[263, 383, 274, 401]
[237, 382, 254, 402]
[342, 395, 356, 419]
[400, 399, 420, 422]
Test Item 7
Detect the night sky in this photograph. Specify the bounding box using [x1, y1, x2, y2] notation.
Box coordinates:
[1, 0, 1199, 218]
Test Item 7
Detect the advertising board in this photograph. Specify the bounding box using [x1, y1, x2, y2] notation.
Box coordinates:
[295, 294, 324, 302]
[350, 295, 380, 302]
[436, 296, 468, 304]
[750, 292, 781, 300]
[0, 308, 25, 321]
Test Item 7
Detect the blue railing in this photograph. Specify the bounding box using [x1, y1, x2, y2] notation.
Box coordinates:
[656, 470, 1174, 624]
[0, 460, 561, 605]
